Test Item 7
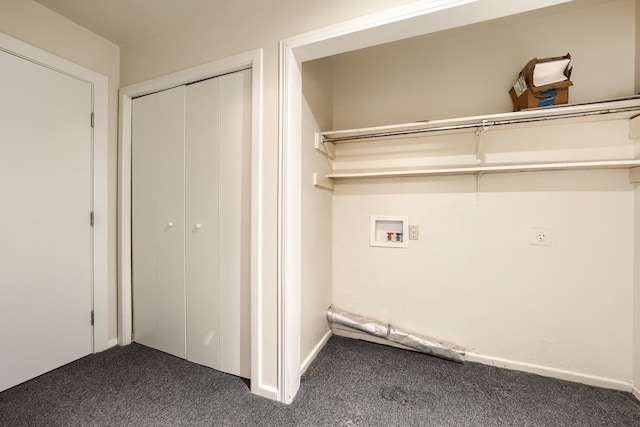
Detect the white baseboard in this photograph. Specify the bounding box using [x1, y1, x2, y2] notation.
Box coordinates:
[256, 384, 279, 401]
[107, 338, 118, 349]
[465, 352, 632, 392]
[300, 330, 332, 376]
[633, 385, 640, 401]
[332, 327, 633, 393]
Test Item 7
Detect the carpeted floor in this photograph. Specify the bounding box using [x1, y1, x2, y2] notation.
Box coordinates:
[1, 336, 639, 426]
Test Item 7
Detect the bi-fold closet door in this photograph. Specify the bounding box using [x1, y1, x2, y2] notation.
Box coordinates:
[132, 69, 251, 379]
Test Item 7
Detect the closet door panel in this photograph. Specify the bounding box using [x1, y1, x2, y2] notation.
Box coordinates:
[185, 78, 220, 369]
[132, 86, 186, 359]
[131, 94, 159, 350]
[218, 69, 251, 378]
[155, 86, 187, 359]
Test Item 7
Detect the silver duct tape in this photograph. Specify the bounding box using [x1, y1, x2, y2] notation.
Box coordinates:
[388, 327, 465, 363]
[327, 307, 389, 338]
[327, 307, 465, 364]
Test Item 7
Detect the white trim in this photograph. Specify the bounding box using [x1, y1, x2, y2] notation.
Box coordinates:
[108, 338, 119, 349]
[257, 385, 280, 401]
[117, 94, 132, 346]
[278, 41, 303, 404]
[117, 49, 266, 395]
[283, 0, 572, 61]
[633, 385, 640, 401]
[299, 330, 332, 376]
[249, 50, 265, 399]
[333, 328, 634, 394]
[465, 352, 633, 392]
[284, 0, 476, 57]
[0, 32, 109, 353]
[278, 0, 573, 405]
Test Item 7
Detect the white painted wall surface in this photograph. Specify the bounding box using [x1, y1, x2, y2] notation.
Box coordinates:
[300, 60, 334, 371]
[331, 0, 635, 129]
[0, 0, 120, 342]
[333, 169, 634, 383]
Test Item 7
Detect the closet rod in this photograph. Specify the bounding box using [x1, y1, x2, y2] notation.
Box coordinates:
[322, 105, 640, 143]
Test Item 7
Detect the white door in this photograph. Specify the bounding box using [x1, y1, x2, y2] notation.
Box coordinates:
[185, 70, 251, 378]
[217, 70, 251, 378]
[184, 77, 220, 369]
[0, 49, 93, 392]
[132, 70, 251, 379]
[131, 86, 187, 359]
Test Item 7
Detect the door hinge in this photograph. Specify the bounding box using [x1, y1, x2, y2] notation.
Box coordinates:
[90, 211, 94, 227]
[91, 310, 94, 326]
[90, 112, 94, 128]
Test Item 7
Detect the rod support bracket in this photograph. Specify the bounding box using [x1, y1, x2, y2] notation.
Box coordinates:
[314, 133, 336, 160]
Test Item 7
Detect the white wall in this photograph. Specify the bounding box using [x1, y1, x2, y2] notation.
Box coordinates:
[333, 169, 634, 384]
[326, 0, 637, 387]
[300, 60, 334, 371]
[0, 0, 120, 342]
[331, 0, 635, 129]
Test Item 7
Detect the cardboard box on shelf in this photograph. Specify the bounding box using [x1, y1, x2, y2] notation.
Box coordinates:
[509, 53, 573, 111]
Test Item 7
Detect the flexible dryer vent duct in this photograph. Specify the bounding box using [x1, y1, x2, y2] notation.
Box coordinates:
[326, 307, 465, 364]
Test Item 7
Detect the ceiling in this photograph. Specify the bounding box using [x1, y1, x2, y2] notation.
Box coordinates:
[34, 0, 224, 45]
[34, 0, 606, 49]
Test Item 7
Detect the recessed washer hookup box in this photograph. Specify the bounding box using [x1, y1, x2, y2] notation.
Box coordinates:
[370, 215, 408, 248]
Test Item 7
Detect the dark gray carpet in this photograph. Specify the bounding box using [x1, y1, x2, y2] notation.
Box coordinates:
[1, 336, 639, 426]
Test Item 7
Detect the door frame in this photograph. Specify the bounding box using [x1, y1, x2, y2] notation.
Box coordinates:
[0, 32, 110, 352]
[118, 48, 264, 393]
[277, 0, 573, 403]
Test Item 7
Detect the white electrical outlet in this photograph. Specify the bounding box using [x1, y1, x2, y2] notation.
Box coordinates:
[530, 227, 552, 246]
[409, 225, 419, 240]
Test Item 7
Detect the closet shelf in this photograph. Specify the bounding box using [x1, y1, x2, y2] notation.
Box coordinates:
[321, 97, 640, 143]
[313, 97, 640, 190]
[327, 160, 640, 180]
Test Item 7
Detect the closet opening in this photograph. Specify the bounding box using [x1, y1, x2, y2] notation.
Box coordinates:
[285, 0, 638, 404]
